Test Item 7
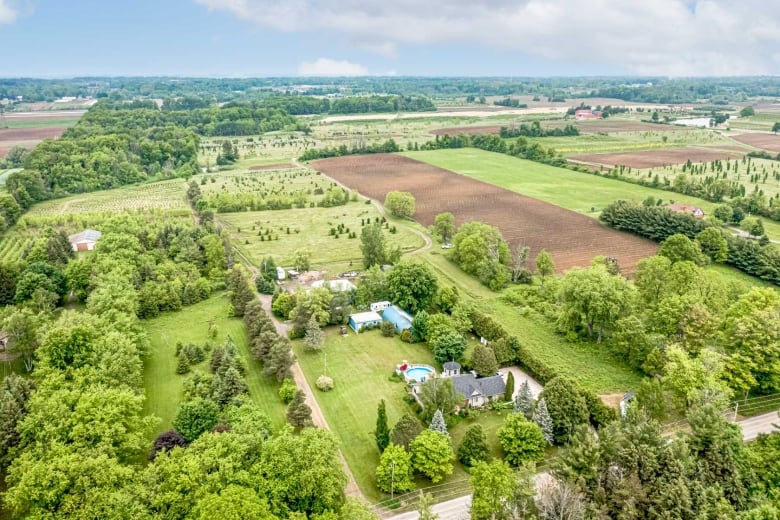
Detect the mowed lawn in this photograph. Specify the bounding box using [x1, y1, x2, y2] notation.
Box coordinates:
[142, 294, 287, 438]
[403, 148, 780, 241]
[220, 202, 424, 268]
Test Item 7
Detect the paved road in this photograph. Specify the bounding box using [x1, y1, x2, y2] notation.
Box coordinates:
[386, 412, 780, 520]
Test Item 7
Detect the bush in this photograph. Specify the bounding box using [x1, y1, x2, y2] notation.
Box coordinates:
[380, 320, 396, 337]
[400, 329, 412, 342]
[278, 378, 297, 403]
[316, 375, 334, 391]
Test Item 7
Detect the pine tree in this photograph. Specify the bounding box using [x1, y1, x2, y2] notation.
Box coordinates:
[457, 424, 489, 467]
[304, 315, 324, 351]
[213, 366, 248, 407]
[375, 399, 390, 453]
[286, 390, 312, 428]
[514, 380, 535, 419]
[429, 409, 448, 436]
[504, 371, 515, 401]
[533, 397, 554, 445]
[176, 350, 191, 374]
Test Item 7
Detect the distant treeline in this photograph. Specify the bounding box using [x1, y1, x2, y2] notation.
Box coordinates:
[600, 200, 780, 285]
[299, 139, 402, 161]
[418, 133, 567, 167]
[499, 121, 579, 138]
[493, 98, 528, 108]
[260, 94, 436, 115]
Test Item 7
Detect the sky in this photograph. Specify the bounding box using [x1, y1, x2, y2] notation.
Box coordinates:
[2, 0, 780, 77]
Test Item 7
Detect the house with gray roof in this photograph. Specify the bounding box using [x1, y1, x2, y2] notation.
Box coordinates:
[68, 229, 101, 252]
[449, 372, 506, 408]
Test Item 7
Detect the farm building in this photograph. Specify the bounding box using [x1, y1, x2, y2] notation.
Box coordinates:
[348, 311, 382, 333]
[311, 279, 357, 292]
[68, 229, 101, 252]
[448, 372, 506, 408]
[575, 109, 603, 120]
[381, 305, 413, 334]
[370, 301, 391, 312]
[668, 203, 705, 219]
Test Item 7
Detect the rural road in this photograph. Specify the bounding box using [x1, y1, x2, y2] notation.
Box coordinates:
[255, 294, 363, 499]
[385, 412, 780, 520]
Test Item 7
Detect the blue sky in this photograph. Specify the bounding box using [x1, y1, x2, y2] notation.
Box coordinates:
[1, 0, 779, 77]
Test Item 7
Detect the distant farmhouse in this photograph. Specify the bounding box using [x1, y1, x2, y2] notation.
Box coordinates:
[68, 229, 101, 252]
[668, 203, 705, 219]
[575, 109, 602, 120]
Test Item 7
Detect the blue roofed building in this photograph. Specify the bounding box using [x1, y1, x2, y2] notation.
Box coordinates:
[381, 305, 413, 334]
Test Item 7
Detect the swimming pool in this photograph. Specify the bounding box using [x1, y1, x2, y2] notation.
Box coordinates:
[405, 366, 434, 383]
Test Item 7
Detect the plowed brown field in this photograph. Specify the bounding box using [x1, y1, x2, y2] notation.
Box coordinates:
[570, 148, 740, 169]
[731, 133, 780, 153]
[312, 154, 657, 273]
[0, 126, 69, 157]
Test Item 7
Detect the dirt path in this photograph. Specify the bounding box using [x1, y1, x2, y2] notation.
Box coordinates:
[256, 294, 363, 499]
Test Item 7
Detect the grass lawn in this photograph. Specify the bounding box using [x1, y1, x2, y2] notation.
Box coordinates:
[294, 328, 487, 501]
[402, 148, 780, 241]
[142, 293, 287, 439]
[220, 202, 424, 268]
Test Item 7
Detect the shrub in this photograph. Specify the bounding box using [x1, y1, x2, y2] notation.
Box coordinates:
[278, 378, 297, 403]
[316, 375, 334, 391]
[400, 329, 412, 342]
[380, 320, 396, 337]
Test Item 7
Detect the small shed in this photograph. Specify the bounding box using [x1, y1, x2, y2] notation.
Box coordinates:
[276, 266, 286, 281]
[68, 229, 101, 252]
[348, 311, 383, 333]
[381, 305, 413, 334]
[370, 301, 392, 313]
[442, 361, 461, 377]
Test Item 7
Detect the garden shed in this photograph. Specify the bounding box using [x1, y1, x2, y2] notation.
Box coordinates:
[348, 311, 382, 333]
[68, 229, 101, 252]
[381, 305, 413, 334]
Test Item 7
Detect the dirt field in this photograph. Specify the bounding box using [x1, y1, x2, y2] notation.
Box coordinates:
[248, 163, 294, 171]
[431, 119, 694, 136]
[569, 148, 741, 169]
[312, 154, 657, 274]
[0, 126, 69, 157]
[731, 133, 780, 153]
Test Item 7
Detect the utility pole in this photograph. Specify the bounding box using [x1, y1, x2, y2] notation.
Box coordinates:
[390, 459, 395, 500]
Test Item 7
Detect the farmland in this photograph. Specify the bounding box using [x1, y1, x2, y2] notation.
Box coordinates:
[570, 147, 742, 169]
[25, 178, 190, 217]
[0, 109, 82, 157]
[731, 132, 780, 153]
[312, 153, 658, 273]
[219, 201, 425, 270]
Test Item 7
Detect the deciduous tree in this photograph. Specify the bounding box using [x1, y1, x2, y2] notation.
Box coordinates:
[457, 424, 489, 467]
[376, 443, 414, 493]
[498, 413, 546, 466]
[410, 429, 454, 483]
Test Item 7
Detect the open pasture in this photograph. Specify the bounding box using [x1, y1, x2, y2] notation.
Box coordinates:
[219, 202, 425, 268]
[312, 153, 658, 274]
[25, 179, 189, 217]
[430, 118, 698, 137]
[570, 147, 741, 169]
[730, 132, 780, 153]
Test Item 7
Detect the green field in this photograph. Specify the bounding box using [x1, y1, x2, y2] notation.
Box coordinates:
[402, 148, 780, 240]
[293, 329, 514, 501]
[728, 112, 780, 132]
[2, 118, 81, 129]
[529, 128, 730, 155]
[26, 179, 189, 217]
[220, 202, 425, 269]
[142, 294, 287, 439]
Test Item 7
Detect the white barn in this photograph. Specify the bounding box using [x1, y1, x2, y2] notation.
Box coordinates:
[348, 311, 382, 333]
[68, 229, 101, 252]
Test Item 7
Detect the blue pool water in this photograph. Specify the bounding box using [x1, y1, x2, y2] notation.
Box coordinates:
[405, 366, 433, 383]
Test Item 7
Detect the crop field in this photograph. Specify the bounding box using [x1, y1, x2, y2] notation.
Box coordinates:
[0, 232, 34, 264]
[431, 118, 697, 136]
[570, 147, 742, 169]
[0, 126, 70, 157]
[219, 202, 425, 269]
[728, 113, 780, 132]
[730, 132, 780, 153]
[25, 179, 189, 217]
[312, 153, 658, 273]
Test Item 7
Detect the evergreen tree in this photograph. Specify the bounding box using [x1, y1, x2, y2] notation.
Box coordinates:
[375, 399, 390, 453]
[457, 424, 489, 467]
[213, 366, 248, 407]
[304, 315, 324, 351]
[429, 409, 448, 436]
[504, 371, 515, 401]
[390, 413, 423, 451]
[533, 397, 554, 445]
[513, 380, 535, 418]
[176, 349, 191, 374]
[286, 390, 312, 429]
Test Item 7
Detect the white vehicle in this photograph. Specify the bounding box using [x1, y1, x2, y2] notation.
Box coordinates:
[441, 243, 453, 249]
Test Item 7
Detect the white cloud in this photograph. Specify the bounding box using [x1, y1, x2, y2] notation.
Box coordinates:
[195, 0, 780, 75]
[0, 0, 18, 24]
[298, 58, 368, 76]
